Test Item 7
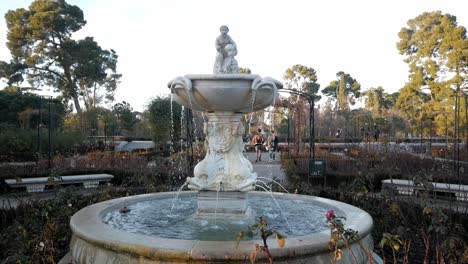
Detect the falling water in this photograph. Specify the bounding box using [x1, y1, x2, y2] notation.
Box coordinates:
[255, 180, 272, 192]
[169, 94, 175, 190]
[170, 94, 174, 145]
[180, 106, 187, 181]
[181, 87, 199, 141]
[180, 106, 186, 180]
[180, 105, 185, 147]
[191, 110, 197, 143]
[214, 184, 220, 227]
[257, 177, 289, 193]
[255, 184, 293, 231]
[169, 182, 189, 216]
[248, 89, 259, 134]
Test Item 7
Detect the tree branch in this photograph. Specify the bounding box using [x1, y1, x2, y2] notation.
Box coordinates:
[32, 66, 66, 83]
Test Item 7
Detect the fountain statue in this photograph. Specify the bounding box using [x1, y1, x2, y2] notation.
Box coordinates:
[214, 25, 238, 74]
[168, 25, 281, 195]
[68, 26, 374, 263]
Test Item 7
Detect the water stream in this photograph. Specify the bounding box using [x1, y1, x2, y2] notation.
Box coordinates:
[169, 182, 189, 216]
[257, 177, 289, 193]
[254, 185, 293, 231]
[214, 186, 220, 227]
[248, 89, 258, 134]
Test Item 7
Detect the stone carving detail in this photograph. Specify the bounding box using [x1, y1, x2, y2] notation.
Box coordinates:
[186, 113, 256, 192]
[213, 25, 239, 74]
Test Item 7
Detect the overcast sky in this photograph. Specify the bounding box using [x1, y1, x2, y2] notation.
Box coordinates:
[1, 0, 468, 111]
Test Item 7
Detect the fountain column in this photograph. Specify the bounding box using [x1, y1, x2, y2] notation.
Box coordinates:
[187, 112, 256, 192]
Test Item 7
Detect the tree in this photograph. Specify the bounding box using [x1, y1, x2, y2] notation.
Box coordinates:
[147, 96, 182, 144]
[283, 64, 320, 95]
[363, 87, 399, 117]
[3, 0, 121, 114]
[283, 64, 320, 154]
[0, 90, 65, 127]
[322, 71, 361, 112]
[396, 11, 468, 137]
[112, 101, 138, 133]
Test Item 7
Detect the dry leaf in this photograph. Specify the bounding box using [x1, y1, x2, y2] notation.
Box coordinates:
[334, 248, 343, 260]
[276, 233, 286, 248]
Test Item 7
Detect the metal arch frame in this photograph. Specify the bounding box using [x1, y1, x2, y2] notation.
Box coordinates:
[277, 89, 317, 161]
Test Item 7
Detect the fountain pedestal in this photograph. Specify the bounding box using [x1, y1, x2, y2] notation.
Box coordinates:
[197, 191, 248, 216]
[187, 112, 257, 192]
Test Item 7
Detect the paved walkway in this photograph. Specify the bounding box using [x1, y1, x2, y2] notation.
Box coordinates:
[243, 151, 287, 184]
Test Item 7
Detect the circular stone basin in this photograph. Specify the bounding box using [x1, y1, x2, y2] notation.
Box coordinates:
[168, 74, 283, 113]
[70, 191, 373, 263]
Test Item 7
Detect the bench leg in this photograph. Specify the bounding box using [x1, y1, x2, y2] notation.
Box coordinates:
[455, 192, 468, 202]
[26, 184, 45, 193]
[397, 187, 413, 195]
[83, 181, 99, 189]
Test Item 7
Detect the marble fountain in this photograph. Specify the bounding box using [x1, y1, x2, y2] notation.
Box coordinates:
[69, 26, 374, 263]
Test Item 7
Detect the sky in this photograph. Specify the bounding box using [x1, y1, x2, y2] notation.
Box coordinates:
[1, 0, 468, 112]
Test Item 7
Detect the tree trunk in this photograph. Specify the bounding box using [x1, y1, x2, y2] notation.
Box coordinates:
[61, 62, 82, 114]
[72, 93, 82, 114]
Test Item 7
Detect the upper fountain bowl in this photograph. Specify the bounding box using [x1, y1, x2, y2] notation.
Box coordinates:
[168, 74, 283, 113]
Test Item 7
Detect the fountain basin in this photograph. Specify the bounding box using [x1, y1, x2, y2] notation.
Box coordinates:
[70, 191, 374, 263]
[168, 74, 283, 113]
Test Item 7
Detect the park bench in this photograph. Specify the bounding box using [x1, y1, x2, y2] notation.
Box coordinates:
[382, 179, 468, 202]
[4, 174, 114, 193]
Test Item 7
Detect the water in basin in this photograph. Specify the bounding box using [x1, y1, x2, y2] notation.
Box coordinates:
[102, 193, 330, 241]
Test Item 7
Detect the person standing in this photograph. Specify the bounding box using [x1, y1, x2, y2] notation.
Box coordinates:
[364, 123, 370, 141]
[373, 123, 380, 141]
[335, 128, 341, 138]
[267, 130, 279, 161]
[252, 128, 264, 162]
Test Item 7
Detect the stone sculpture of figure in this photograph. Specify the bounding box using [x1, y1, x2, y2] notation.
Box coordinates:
[222, 44, 238, 73]
[214, 25, 238, 74]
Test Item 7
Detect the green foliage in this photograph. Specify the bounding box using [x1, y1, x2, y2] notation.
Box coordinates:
[321, 71, 361, 112]
[0, 128, 88, 162]
[72, 37, 121, 110]
[282, 64, 320, 154]
[363, 87, 398, 117]
[0, 61, 27, 87]
[396, 11, 468, 137]
[0, 187, 159, 263]
[112, 101, 138, 132]
[3, 0, 121, 113]
[53, 129, 87, 155]
[147, 95, 182, 144]
[283, 64, 320, 96]
[65, 107, 121, 140]
[0, 90, 65, 127]
[0, 128, 36, 161]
